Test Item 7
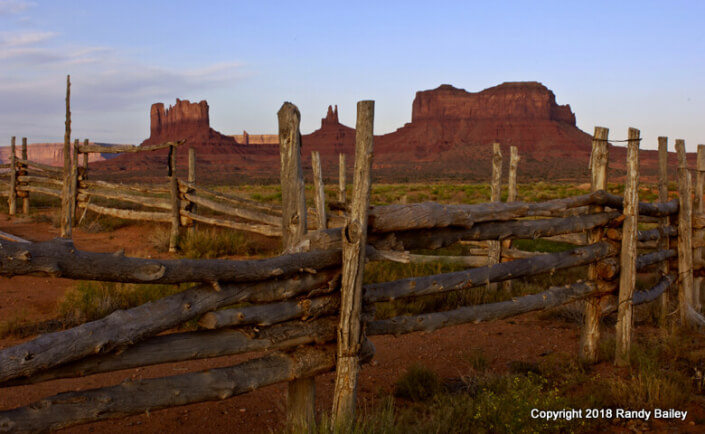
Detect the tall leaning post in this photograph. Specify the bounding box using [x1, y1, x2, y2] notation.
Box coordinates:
[338, 153, 346, 215]
[8, 136, 16, 216]
[694, 144, 705, 313]
[168, 145, 180, 253]
[487, 143, 502, 293]
[501, 146, 519, 295]
[580, 126, 609, 363]
[615, 127, 640, 367]
[657, 137, 671, 326]
[312, 151, 328, 230]
[20, 137, 29, 215]
[60, 75, 72, 238]
[187, 147, 197, 237]
[278, 102, 314, 431]
[676, 139, 694, 327]
[332, 100, 375, 428]
[70, 139, 79, 221]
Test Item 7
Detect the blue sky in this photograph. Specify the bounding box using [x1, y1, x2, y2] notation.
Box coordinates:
[1, 0, 703, 151]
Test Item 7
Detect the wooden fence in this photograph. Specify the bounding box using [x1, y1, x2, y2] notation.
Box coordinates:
[0, 100, 702, 432]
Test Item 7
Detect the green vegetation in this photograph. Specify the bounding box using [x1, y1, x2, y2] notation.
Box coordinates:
[178, 227, 258, 258]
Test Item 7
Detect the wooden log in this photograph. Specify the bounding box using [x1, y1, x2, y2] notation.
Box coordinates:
[332, 100, 374, 427]
[80, 179, 171, 194]
[182, 181, 282, 215]
[16, 175, 63, 187]
[602, 274, 677, 315]
[199, 294, 339, 329]
[487, 143, 502, 294]
[181, 210, 281, 238]
[312, 151, 328, 230]
[0, 343, 367, 434]
[502, 145, 519, 295]
[364, 242, 617, 303]
[369, 211, 621, 251]
[677, 139, 695, 327]
[0, 237, 342, 283]
[183, 192, 282, 227]
[77, 139, 185, 154]
[615, 128, 640, 367]
[0, 230, 30, 244]
[16, 185, 62, 198]
[605, 226, 677, 242]
[187, 147, 197, 236]
[599, 191, 678, 217]
[0, 267, 341, 383]
[581, 126, 609, 363]
[8, 137, 16, 215]
[279, 102, 308, 252]
[367, 280, 604, 336]
[542, 233, 589, 245]
[339, 152, 346, 215]
[77, 188, 172, 210]
[168, 145, 180, 252]
[60, 75, 72, 238]
[78, 202, 171, 222]
[695, 145, 705, 312]
[501, 248, 548, 260]
[21, 138, 29, 215]
[16, 158, 63, 175]
[4, 317, 339, 387]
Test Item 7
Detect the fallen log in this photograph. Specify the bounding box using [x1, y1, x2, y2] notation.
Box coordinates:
[0, 341, 375, 434]
[77, 140, 185, 154]
[0, 267, 341, 383]
[369, 212, 620, 251]
[366, 281, 607, 335]
[183, 192, 282, 227]
[0, 238, 340, 284]
[3, 317, 338, 387]
[181, 209, 282, 237]
[364, 242, 617, 303]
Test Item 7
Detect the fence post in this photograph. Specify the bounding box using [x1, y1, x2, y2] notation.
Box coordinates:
[657, 137, 671, 326]
[20, 138, 29, 215]
[278, 102, 314, 431]
[60, 75, 72, 238]
[332, 100, 374, 427]
[339, 153, 346, 215]
[676, 139, 694, 327]
[8, 136, 16, 216]
[70, 139, 79, 221]
[580, 126, 609, 363]
[501, 146, 519, 295]
[615, 128, 640, 367]
[187, 147, 197, 237]
[168, 145, 180, 253]
[694, 145, 705, 313]
[487, 143, 502, 293]
[312, 151, 327, 230]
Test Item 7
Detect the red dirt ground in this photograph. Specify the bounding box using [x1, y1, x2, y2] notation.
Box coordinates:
[1, 217, 704, 433]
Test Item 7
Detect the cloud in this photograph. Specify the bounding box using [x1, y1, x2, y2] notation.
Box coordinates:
[0, 0, 34, 15]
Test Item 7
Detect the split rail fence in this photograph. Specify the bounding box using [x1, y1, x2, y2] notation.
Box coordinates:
[0, 100, 704, 433]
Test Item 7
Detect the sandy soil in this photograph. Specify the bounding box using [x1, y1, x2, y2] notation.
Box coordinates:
[1, 216, 703, 433]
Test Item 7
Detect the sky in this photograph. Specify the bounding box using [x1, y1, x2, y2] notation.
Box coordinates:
[1, 0, 703, 151]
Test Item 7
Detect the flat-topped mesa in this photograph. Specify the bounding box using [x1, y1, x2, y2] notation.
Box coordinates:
[411, 82, 576, 124]
[149, 99, 210, 140]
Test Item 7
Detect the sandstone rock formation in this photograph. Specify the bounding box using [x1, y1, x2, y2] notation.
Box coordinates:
[0, 143, 112, 166]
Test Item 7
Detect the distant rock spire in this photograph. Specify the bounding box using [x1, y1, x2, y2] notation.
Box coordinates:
[322, 104, 340, 127]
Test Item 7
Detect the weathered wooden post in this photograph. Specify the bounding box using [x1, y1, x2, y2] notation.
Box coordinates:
[8, 136, 16, 216]
[332, 100, 374, 427]
[187, 147, 197, 237]
[60, 75, 72, 238]
[615, 128, 640, 367]
[580, 126, 609, 363]
[311, 151, 327, 230]
[694, 144, 705, 312]
[676, 139, 694, 327]
[339, 153, 346, 215]
[278, 102, 314, 430]
[168, 145, 180, 253]
[20, 137, 29, 215]
[501, 146, 519, 295]
[487, 143, 502, 293]
[658, 137, 671, 325]
[70, 139, 79, 220]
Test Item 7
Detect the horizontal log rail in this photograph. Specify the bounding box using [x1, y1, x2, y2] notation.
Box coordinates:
[77, 140, 185, 154]
[77, 189, 172, 211]
[180, 180, 283, 215]
[0, 238, 340, 284]
[184, 192, 282, 227]
[15, 158, 62, 174]
[0, 163, 11, 169]
[78, 202, 172, 222]
[364, 242, 618, 303]
[16, 184, 61, 198]
[80, 179, 170, 194]
[0, 267, 341, 383]
[181, 209, 282, 238]
[17, 175, 62, 187]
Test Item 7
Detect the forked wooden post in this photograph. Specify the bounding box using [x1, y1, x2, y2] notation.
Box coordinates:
[311, 151, 327, 230]
[580, 126, 608, 363]
[187, 147, 197, 237]
[657, 137, 671, 325]
[168, 145, 180, 253]
[278, 102, 315, 431]
[501, 146, 519, 295]
[60, 75, 72, 238]
[487, 143, 502, 293]
[615, 127, 640, 367]
[338, 153, 346, 215]
[694, 144, 705, 312]
[8, 136, 16, 216]
[676, 139, 694, 327]
[20, 138, 29, 215]
[332, 100, 375, 427]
